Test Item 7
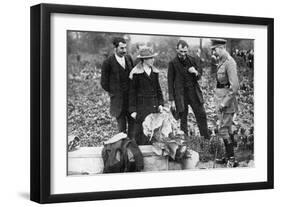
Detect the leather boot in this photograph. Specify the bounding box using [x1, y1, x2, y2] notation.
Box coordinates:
[215, 139, 228, 164]
[230, 133, 237, 147]
[216, 140, 234, 165]
[226, 143, 239, 167]
[226, 142, 234, 159]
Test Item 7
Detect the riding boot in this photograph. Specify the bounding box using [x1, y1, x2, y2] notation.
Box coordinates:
[226, 142, 234, 159]
[216, 140, 234, 165]
[230, 133, 237, 147]
[225, 142, 238, 167]
[215, 139, 228, 164]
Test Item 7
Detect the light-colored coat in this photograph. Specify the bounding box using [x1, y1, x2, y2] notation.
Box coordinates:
[215, 53, 239, 114]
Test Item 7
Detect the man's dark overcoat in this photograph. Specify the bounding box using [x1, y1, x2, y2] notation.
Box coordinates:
[101, 54, 134, 118]
[168, 55, 204, 113]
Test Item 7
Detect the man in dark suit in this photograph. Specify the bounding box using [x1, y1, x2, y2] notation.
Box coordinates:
[101, 37, 134, 138]
[168, 40, 209, 139]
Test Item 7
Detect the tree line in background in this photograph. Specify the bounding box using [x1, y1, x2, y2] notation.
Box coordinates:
[67, 31, 254, 164]
[67, 31, 254, 74]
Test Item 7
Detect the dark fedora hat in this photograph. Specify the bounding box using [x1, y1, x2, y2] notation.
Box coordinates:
[210, 39, 227, 49]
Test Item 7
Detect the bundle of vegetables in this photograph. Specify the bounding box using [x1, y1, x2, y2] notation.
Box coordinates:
[142, 108, 192, 161]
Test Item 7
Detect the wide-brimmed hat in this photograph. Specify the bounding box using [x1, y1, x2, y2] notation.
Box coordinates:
[210, 39, 227, 49]
[137, 47, 158, 59]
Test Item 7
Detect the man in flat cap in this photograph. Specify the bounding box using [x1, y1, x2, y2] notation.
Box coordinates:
[168, 40, 209, 139]
[101, 37, 135, 138]
[211, 39, 239, 167]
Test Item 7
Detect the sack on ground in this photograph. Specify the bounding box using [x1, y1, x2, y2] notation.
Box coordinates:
[102, 133, 144, 173]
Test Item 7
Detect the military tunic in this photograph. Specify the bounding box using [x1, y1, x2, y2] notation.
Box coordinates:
[215, 53, 239, 142]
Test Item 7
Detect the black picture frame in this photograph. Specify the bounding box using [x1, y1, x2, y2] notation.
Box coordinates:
[30, 3, 274, 204]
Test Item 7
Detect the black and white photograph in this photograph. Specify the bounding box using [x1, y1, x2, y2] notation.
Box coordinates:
[29, 3, 273, 203]
[0, 0, 279, 206]
[67, 31, 255, 175]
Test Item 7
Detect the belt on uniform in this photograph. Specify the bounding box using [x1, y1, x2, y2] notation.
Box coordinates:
[217, 83, 230, 88]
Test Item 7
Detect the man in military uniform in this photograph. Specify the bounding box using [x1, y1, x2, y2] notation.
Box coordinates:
[211, 39, 239, 167]
[101, 37, 135, 138]
[168, 40, 209, 139]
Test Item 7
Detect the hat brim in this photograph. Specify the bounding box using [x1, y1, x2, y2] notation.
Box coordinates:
[137, 53, 158, 59]
[210, 44, 225, 49]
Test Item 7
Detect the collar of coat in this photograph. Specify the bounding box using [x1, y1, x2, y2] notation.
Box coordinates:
[217, 53, 231, 68]
[174, 54, 194, 63]
[129, 62, 159, 79]
[219, 52, 231, 62]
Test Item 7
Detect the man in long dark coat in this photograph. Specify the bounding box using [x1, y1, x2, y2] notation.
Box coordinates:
[168, 40, 209, 139]
[101, 37, 134, 138]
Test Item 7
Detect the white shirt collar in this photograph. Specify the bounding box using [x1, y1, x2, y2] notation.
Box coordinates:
[143, 64, 151, 76]
[115, 54, 126, 69]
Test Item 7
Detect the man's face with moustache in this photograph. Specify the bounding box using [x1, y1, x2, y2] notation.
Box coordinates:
[115, 42, 127, 57]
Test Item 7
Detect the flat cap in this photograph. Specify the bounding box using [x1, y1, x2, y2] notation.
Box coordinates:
[211, 39, 227, 49]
